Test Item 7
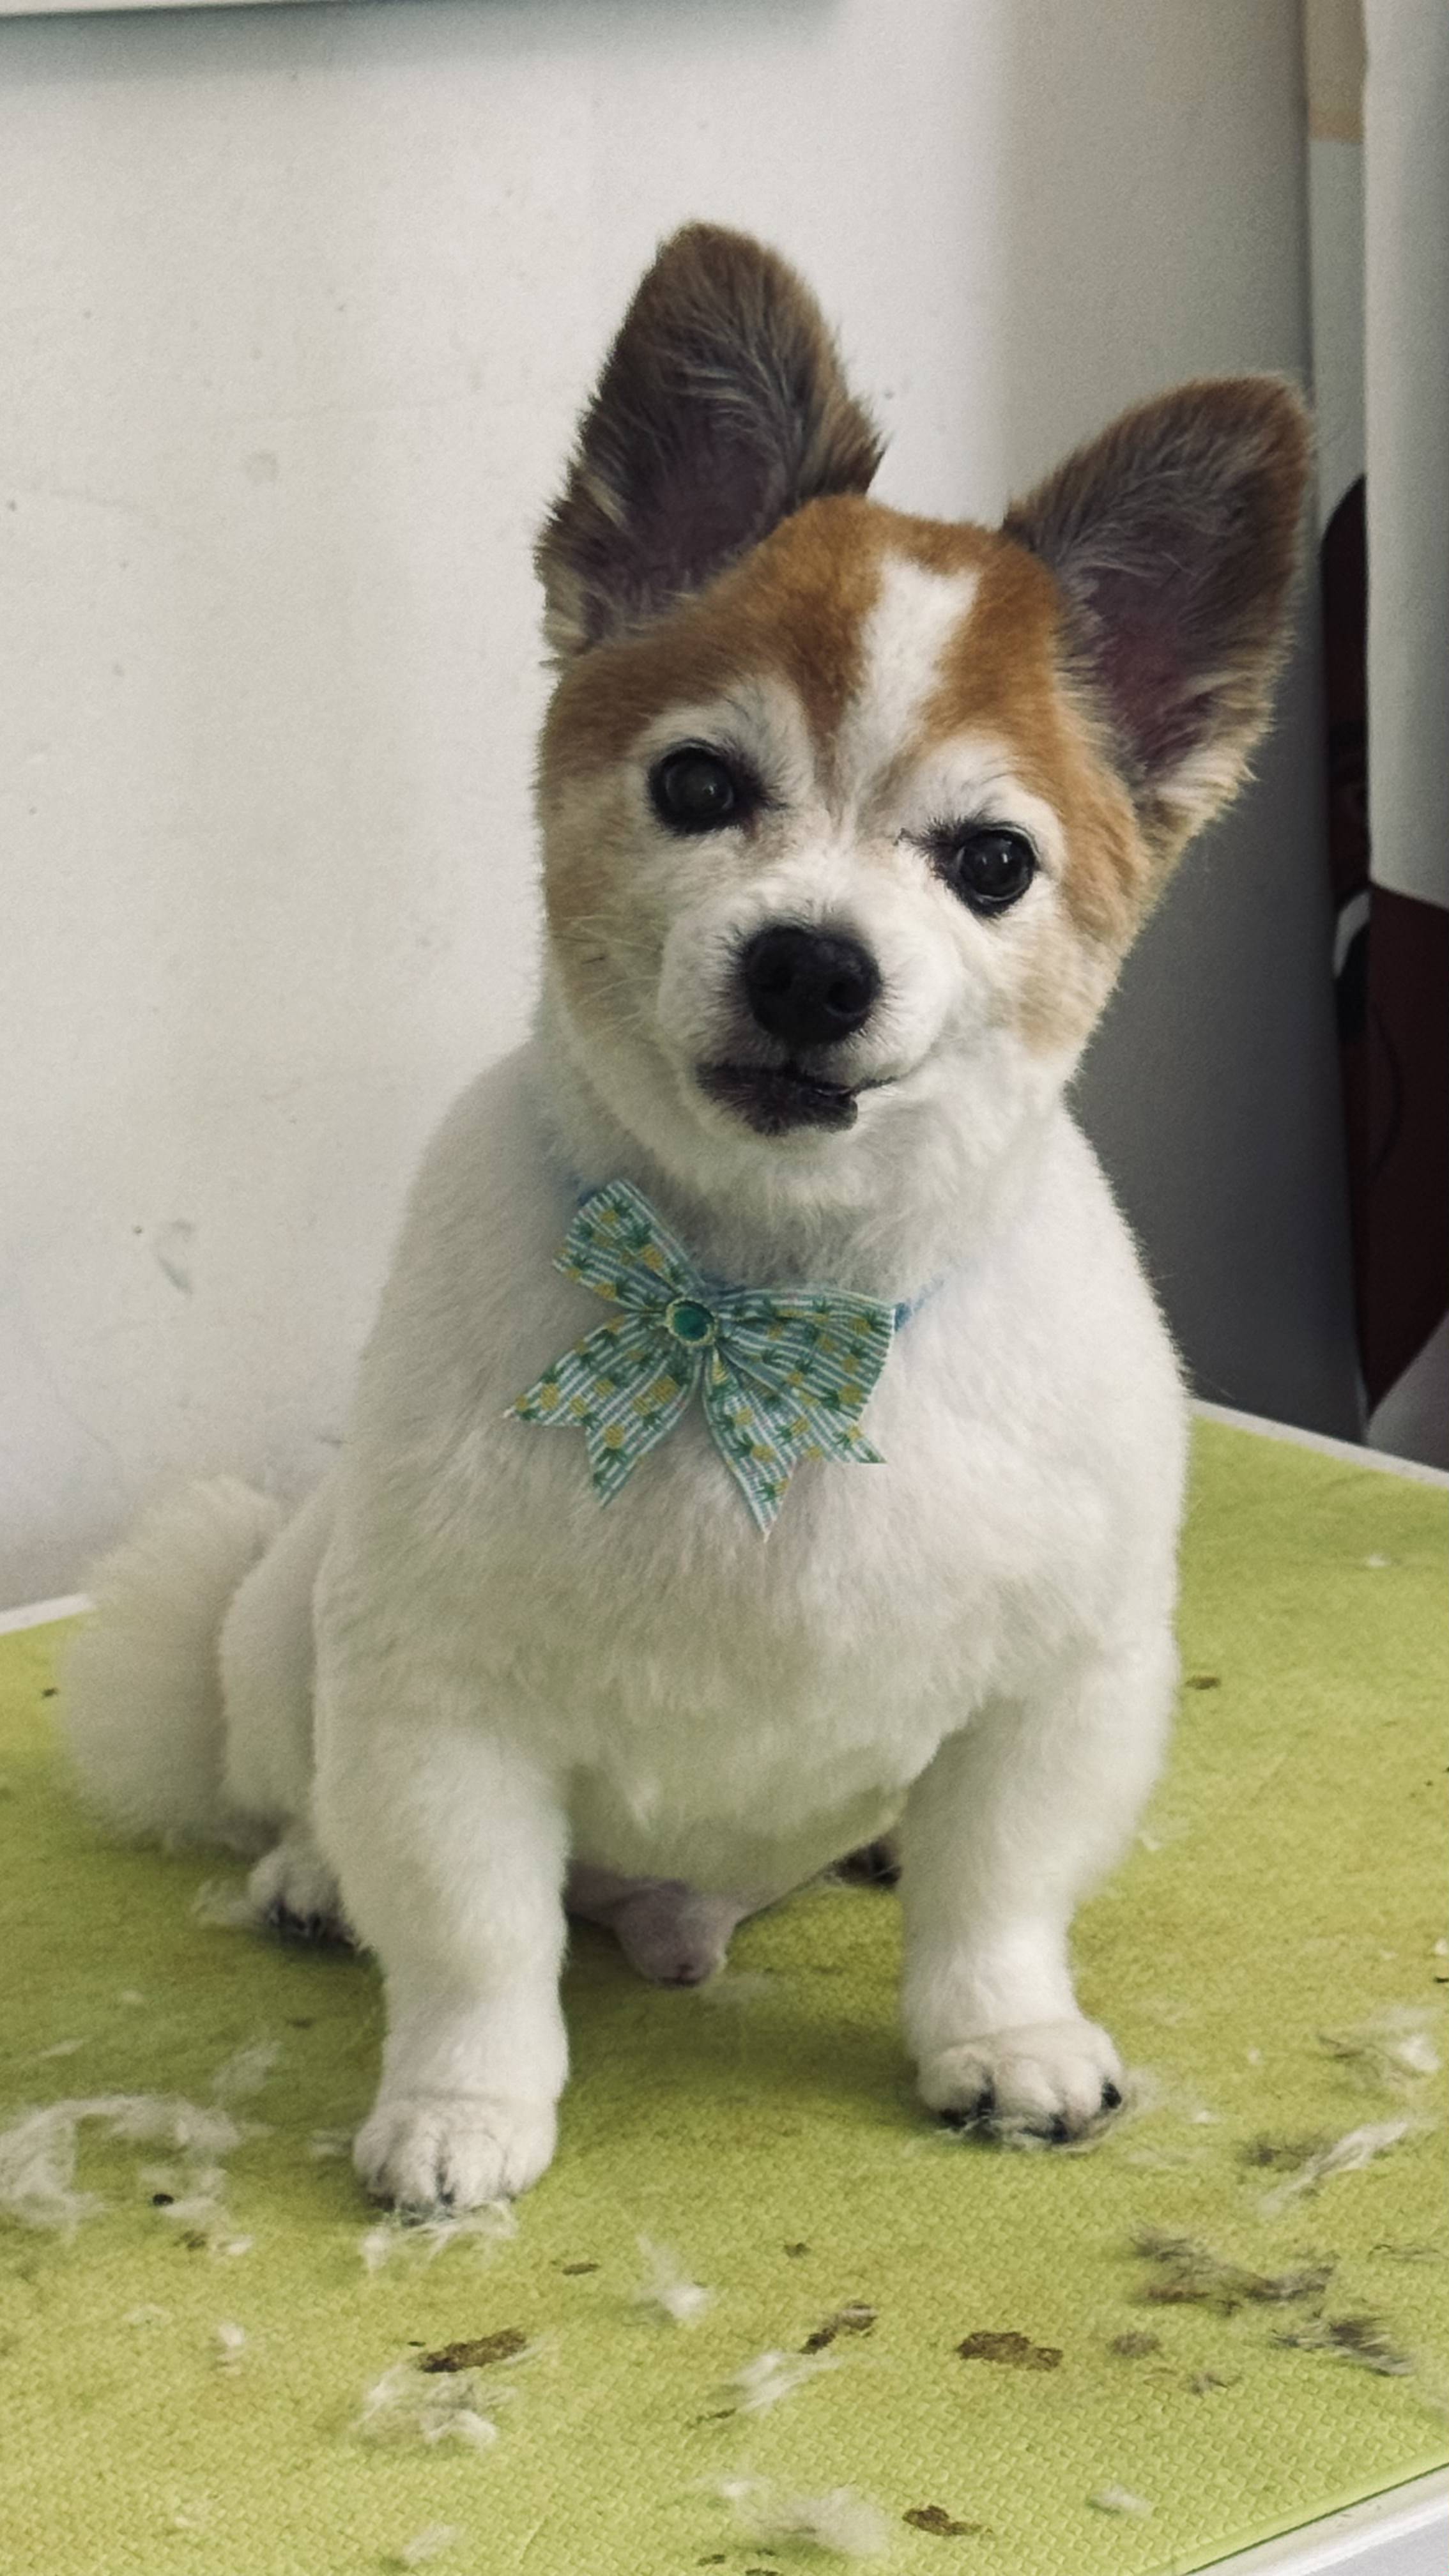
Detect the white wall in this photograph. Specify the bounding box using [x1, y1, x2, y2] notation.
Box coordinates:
[0, 0, 1358, 1606]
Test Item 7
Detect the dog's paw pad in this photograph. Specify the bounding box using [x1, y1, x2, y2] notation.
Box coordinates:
[263, 1898, 353, 1947]
[919, 2019, 1124, 2140]
[354, 2093, 556, 2210]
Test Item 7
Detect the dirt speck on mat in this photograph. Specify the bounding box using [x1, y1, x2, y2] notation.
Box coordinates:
[802, 2301, 876, 2352]
[420, 2328, 528, 2373]
[559, 2260, 599, 2276]
[1108, 2330, 1162, 2359]
[905, 2503, 986, 2534]
[956, 2329, 1062, 2370]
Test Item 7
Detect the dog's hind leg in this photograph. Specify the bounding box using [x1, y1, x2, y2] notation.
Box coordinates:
[219, 1476, 353, 1941]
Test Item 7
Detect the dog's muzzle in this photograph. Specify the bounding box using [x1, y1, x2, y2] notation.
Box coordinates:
[698, 921, 883, 1138]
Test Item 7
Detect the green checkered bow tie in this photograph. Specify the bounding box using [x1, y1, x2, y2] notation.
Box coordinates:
[507, 1180, 895, 1535]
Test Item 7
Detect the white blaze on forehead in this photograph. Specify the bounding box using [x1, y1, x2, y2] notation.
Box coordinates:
[836, 554, 980, 801]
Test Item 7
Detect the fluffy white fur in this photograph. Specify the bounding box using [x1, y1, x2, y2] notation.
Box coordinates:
[60, 233, 1306, 2215]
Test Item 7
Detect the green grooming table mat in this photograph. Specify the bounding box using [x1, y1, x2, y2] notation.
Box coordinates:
[0, 1417, 1445, 2576]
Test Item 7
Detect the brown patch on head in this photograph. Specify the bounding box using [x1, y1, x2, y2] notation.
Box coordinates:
[539, 493, 889, 795]
[536, 492, 1144, 1064]
[535, 358, 1308, 1085]
[533, 500, 883, 1002]
[891, 518, 1149, 952]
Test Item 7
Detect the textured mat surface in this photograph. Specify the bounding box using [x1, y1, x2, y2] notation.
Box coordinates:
[0, 1420, 1445, 2576]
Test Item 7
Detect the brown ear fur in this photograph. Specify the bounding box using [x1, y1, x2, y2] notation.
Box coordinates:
[536, 224, 883, 661]
[1004, 379, 1311, 857]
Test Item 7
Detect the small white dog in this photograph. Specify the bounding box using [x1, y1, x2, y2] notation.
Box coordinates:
[63, 226, 1308, 2211]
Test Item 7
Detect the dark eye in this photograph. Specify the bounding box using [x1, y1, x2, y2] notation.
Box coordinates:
[649, 745, 748, 834]
[935, 826, 1038, 916]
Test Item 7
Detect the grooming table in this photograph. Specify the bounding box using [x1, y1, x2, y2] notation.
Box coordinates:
[0, 1410, 1444, 2576]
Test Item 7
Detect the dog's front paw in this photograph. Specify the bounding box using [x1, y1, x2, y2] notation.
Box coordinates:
[919, 2019, 1123, 2140]
[353, 2092, 557, 2211]
[247, 1834, 353, 1945]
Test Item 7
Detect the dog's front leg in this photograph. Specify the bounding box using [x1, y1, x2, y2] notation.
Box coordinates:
[900, 1634, 1175, 2138]
[316, 1689, 569, 2210]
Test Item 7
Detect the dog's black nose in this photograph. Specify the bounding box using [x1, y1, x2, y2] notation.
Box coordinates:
[740, 924, 880, 1051]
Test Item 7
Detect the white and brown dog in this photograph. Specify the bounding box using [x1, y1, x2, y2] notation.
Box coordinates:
[63, 226, 1308, 2211]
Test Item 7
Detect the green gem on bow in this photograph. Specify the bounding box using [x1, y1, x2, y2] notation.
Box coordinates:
[506, 1179, 894, 1535]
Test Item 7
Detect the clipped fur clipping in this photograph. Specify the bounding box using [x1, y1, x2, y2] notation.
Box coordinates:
[192, 1878, 263, 1931]
[210, 2039, 280, 2101]
[712, 2347, 841, 2416]
[0, 2094, 242, 2232]
[632, 2234, 714, 2325]
[1318, 2006, 1443, 2090]
[1089, 2485, 1154, 2517]
[355, 2359, 507, 2453]
[1130, 2228, 1334, 2313]
[1256, 2121, 1414, 2218]
[359, 2202, 517, 2272]
[1271, 2312, 1416, 2378]
[715, 2476, 891, 2560]
[389, 2528, 463, 2570]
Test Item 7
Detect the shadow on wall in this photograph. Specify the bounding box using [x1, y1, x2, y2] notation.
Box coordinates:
[997, 0, 1360, 1438]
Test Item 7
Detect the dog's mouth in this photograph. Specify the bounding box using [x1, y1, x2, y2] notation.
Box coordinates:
[698, 1061, 864, 1137]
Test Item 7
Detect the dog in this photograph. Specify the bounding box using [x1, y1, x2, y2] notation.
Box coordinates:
[63, 224, 1308, 2211]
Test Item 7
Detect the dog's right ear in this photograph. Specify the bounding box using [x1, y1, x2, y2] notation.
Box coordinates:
[536, 224, 883, 660]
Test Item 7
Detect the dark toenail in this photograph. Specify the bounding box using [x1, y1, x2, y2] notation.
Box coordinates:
[1101, 2081, 1123, 2111]
[1048, 2115, 1070, 2143]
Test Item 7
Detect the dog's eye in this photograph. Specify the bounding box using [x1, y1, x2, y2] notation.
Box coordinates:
[649, 746, 747, 834]
[936, 827, 1037, 916]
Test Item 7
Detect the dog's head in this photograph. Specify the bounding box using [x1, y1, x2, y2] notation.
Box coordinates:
[533, 226, 1308, 1216]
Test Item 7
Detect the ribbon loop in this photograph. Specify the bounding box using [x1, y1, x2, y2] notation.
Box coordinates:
[507, 1180, 894, 1534]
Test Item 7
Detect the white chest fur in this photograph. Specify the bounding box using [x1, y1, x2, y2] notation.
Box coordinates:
[316, 1044, 1186, 1890]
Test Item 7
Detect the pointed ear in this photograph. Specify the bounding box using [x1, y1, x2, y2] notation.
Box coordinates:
[536, 224, 883, 659]
[1004, 379, 1311, 851]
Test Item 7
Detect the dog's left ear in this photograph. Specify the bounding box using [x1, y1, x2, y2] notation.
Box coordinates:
[537, 224, 883, 660]
[1004, 379, 1311, 855]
